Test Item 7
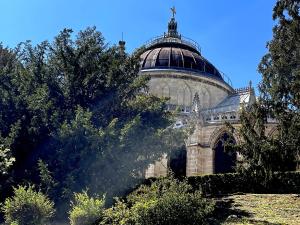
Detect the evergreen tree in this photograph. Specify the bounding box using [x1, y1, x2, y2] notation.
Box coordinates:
[231, 0, 300, 180]
[258, 0, 300, 170]
[0, 27, 184, 214]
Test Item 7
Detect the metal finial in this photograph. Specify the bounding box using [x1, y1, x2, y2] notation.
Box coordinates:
[171, 6, 176, 18]
[119, 32, 126, 55]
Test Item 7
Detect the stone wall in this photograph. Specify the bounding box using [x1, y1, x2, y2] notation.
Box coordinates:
[185, 123, 277, 176]
[141, 68, 278, 178]
[145, 122, 278, 178]
[144, 69, 233, 111]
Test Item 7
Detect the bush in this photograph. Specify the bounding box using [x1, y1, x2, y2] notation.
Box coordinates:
[268, 171, 300, 193]
[188, 171, 300, 196]
[133, 191, 214, 225]
[188, 173, 247, 196]
[2, 185, 55, 225]
[100, 199, 134, 225]
[127, 176, 215, 225]
[69, 191, 105, 225]
[98, 172, 300, 225]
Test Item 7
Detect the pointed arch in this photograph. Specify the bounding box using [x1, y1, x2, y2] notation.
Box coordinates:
[209, 127, 237, 174]
[209, 126, 240, 149]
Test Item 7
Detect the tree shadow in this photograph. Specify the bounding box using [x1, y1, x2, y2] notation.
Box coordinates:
[211, 196, 250, 224]
[211, 195, 282, 225]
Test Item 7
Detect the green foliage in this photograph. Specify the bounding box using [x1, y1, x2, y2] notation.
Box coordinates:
[0, 145, 15, 175]
[69, 191, 105, 225]
[188, 171, 300, 196]
[0, 144, 15, 196]
[126, 176, 215, 225]
[227, 103, 288, 185]
[97, 176, 215, 225]
[227, 0, 300, 183]
[100, 199, 134, 225]
[9, 222, 19, 225]
[259, 0, 300, 113]
[2, 185, 55, 225]
[258, 0, 300, 170]
[188, 173, 246, 196]
[270, 171, 300, 193]
[50, 102, 182, 201]
[132, 191, 213, 225]
[0, 26, 184, 213]
[37, 159, 57, 196]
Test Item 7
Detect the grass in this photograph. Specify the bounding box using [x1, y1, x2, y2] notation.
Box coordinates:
[214, 194, 300, 225]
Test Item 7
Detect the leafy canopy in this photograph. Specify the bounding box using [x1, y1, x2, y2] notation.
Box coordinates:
[0, 26, 184, 210]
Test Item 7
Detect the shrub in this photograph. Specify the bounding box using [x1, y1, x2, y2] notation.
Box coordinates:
[100, 199, 134, 225]
[188, 173, 247, 196]
[2, 185, 55, 225]
[188, 171, 300, 196]
[128, 176, 215, 225]
[268, 171, 300, 193]
[133, 191, 214, 225]
[69, 191, 105, 225]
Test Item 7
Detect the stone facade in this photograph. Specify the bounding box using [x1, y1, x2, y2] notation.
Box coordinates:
[144, 120, 277, 178]
[146, 70, 233, 108]
[185, 123, 277, 177]
[138, 12, 277, 178]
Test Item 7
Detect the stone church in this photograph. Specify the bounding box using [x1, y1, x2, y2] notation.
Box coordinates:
[136, 10, 276, 178]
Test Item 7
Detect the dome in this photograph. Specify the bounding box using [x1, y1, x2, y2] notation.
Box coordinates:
[140, 41, 223, 80]
[140, 15, 224, 81]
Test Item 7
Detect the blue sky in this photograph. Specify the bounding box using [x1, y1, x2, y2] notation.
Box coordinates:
[0, 0, 276, 90]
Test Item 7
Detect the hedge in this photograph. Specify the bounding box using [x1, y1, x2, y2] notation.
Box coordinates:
[187, 171, 300, 196]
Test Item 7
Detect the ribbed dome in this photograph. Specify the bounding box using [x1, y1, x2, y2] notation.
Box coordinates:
[140, 41, 223, 80]
[140, 14, 224, 81]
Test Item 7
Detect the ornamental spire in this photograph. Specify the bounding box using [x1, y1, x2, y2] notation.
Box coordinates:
[166, 6, 181, 39]
[118, 32, 126, 55]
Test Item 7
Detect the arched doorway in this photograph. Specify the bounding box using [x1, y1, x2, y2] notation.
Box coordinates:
[169, 146, 187, 178]
[213, 133, 236, 173]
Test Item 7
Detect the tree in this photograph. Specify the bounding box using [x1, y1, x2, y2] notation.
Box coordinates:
[42, 28, 184, 205]
[258, 0, 300, 170]
[227, 103, 286, 185]
[37, 159, 57, 197]
[228, 0, 299, 183]
[0, 27, 185, 216]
